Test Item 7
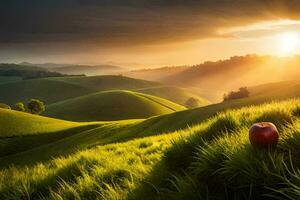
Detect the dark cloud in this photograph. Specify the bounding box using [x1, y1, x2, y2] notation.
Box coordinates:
[0, 0, 300, 47]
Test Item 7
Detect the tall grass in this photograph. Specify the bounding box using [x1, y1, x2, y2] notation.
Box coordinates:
[131, 99, 300, 199]
[0, 134, 177, 199]
[2, 99, 300, 199]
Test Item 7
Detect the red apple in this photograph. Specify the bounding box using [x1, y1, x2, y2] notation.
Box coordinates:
[249, 122, 279, 148]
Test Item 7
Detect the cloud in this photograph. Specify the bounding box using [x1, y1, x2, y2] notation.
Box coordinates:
[0, 0, 300, 48]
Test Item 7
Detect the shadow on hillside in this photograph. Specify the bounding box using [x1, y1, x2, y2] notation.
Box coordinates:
[0, 124, 101, 168]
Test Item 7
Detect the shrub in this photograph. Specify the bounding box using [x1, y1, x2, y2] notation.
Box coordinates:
[185, 98, 200, 108]
[27, 99, 45, 114]
[13, 102, 26, 112]
[223, 87, 249, 101]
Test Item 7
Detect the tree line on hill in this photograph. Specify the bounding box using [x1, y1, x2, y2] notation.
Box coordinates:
[0, 69, 65, 79]
[0, 99, 45, 114]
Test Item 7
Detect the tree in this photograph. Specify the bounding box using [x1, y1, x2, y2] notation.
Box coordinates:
[223, 87, 250, 102]
[13, 102, 26, 112]
[27, 99, 45, 114]
[185, 97, 200, 108]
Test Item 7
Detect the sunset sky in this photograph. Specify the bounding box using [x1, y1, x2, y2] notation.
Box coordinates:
[1, 0, 300, 67]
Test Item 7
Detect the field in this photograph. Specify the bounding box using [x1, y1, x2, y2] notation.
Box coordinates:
[2, 72, 300, 199]
[1, 98, 300, 199]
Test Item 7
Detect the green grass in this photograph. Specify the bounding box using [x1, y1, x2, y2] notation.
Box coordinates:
[0, 133, 175, 200]
[132, 99, 300, 200]
[0, 76, 21, 84]
[248, 80, 300, 100]
[2, 99, 300, 199]
[45, 90, 186, 121]
[135, 86, 211, 106]
[49, 75, 160, 91]
[0, 108, 89, 137]
[0, 75, 159, 105]
[0, 78, 93, 105]
[0, 75, 204, 111]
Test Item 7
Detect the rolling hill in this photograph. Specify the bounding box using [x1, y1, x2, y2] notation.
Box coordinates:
[0, 75, 160, 105]
[20, 62, 125, 76]
[135, 86, 211, 106]
[1, 98, 300, 199]
[0, 78, 93, 104]
[0, 74, 210, 111]
[50, 75, 160, 91]
[3, 75, 300, 199]
[0, 63, 45, 71]
[5, 79, 300, 168]
[125, 55, 300, 101]
[50, 64, 124, 76]
[0, 76, 22, 84]
[0, 108, 83, 137]
[124, 66, 188, 82]
[45, 90, 186, 121]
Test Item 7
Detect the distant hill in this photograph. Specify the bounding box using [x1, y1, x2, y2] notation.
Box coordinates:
[0, 75, 210, 110]
[45, 90, 186, 121]
[247, 80, 300, 101]
[0, 63, 66, 79]
[135, 86, 210, 106]
[0, 63, 45, 71]
[50, 65, 124, 76]
[50, 75, 160, 91]
[19, 62, 70, 68]
[125, 55, 300, 101]
[124, 66, 187, 82]
[0, 78, 93, 104]
[20, 62, 125, 76]
[0, 75, 159, 105]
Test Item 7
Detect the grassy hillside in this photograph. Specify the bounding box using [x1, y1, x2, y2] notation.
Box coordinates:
[135, 86, 211, 106]
[50, 75, 160, 91]
[0, 108, 84, 137]
[0, 74, 211, 112]
[1, 99, 300, 199]
[2, 80, 300, 166]
[46, 90, 186, 121]
[125, 55, 300, 99]
[0, 78, 93, 104]
[248, 80, 300, 99]
[0, 76, 22, 84]
[124, 66, 187, 82]
[0, 75, 160, 105]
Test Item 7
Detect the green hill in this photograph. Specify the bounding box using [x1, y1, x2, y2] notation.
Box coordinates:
[1, 99, 300, 199]
[0, 75, 209, 111]
[0, 76, 22, 84]
[135, 86, 211, 106]
[0, 108, 83, 137]
[248, 80, 300, 99]
[45, 90, 186, 121]
[0, 78, 93, 104]
[0, 108, 103, 159]
[49, 75, 160, 91]
[0, 75, 159, 105]
[3, 80, 300, 199]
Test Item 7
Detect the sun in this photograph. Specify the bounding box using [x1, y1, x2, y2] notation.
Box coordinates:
[277, 32, 299, 55]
